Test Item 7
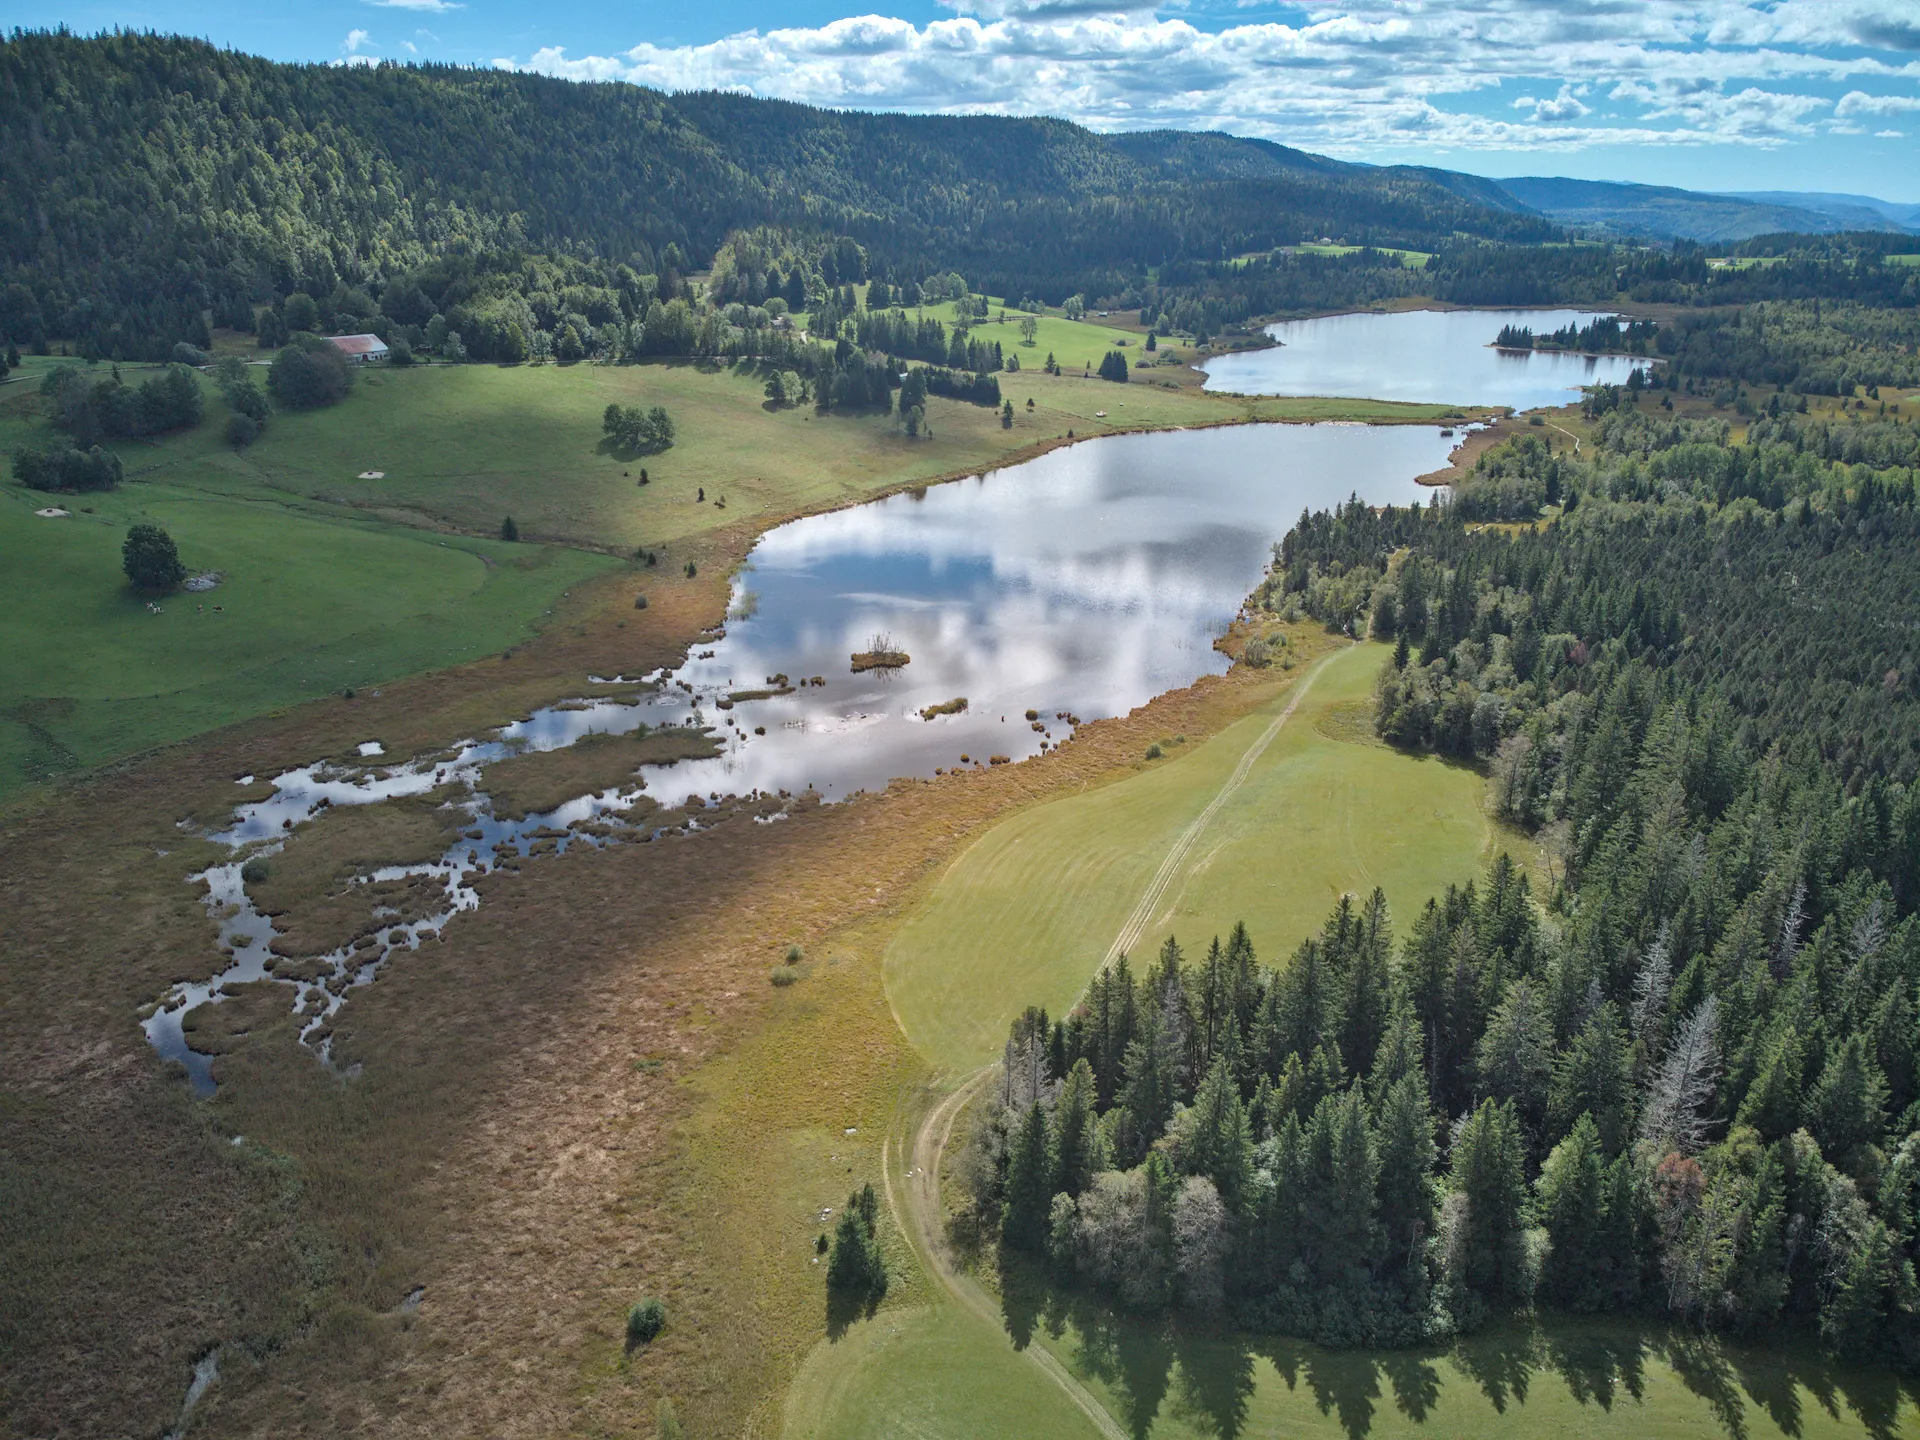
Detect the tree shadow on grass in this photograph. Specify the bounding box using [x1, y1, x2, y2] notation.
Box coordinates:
[998, 1250, 1048, 1351]
[1067, 1302, 1175, 1440]
[1449, 1322, 1540, 1414]
[1168, 1324, 1257, 1440]
[1257, 1336, 1390, 1440]
[823, 1280, 883, 1342]
[1541, 1321, 1647, 1412]
[594, 436, 671, 463]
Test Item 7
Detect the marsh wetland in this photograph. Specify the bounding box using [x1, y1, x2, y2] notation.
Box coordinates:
[144, 418, 1457, 1095]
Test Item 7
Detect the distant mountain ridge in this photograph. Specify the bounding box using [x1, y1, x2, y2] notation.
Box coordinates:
[1722, 191, 1920, 232]
[1489, 176, 1919, 243]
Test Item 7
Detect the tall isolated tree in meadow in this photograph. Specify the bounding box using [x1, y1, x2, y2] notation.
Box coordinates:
[827, 1182, 887, 1296]
[122, 523, 186, 590]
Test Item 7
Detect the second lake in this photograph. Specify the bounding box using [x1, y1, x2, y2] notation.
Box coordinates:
[1202, 307, 1652, 411]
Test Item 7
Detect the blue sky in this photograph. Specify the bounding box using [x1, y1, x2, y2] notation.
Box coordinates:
[36, 0, 1920, 199]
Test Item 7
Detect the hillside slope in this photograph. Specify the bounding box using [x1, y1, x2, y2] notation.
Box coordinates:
[0, 30, 1548, 352]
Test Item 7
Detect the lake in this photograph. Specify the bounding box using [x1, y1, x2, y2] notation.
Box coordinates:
[636, 421, 1456, 806]
[1202, 308, 1651, 411]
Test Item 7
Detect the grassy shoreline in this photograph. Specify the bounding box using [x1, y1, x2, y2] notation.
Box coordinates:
[1, 352, 1485, 805]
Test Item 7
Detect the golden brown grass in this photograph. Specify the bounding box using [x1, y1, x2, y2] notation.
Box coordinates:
[483, 727, 720, 821]
[249, 795, 466, 914]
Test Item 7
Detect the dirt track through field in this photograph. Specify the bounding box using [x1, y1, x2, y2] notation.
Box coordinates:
[890, 648, 1343, 1440]
[1099, 646, 1341, 968]
[885, 1074, 1126, 1440]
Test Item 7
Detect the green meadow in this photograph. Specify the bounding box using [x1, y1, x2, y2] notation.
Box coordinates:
[1024, 1312, 1918, 1440]
[884, 644, 1504, 1076]
[1296, 243, 1432, 268]
[781, 1304, 1110, 1440]
[0, 448, 611, 793]
[910, 295, 1155, 371]
[792, 1301, 1917, 1440]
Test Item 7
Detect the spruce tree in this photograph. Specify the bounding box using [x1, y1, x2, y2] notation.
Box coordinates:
[1367, 999, 1425, 1102]
[1474, 978, 1553, 1149]
[1257, 1114, 1308, 1280]
[1340, 890, 1392, 1077]
[1050, 1059, 1100, 1198]
[1735, 1027, 1804, 1143]
[1116, 1012, 1175, 1165]
[1536, 1112, 1607, 1309]
[1302, 1087, 1379, 1284]
[1549, 1003, 1633, 1154]
[1183, 1054, 1254, 1211]
[827, 1183, 887, 1296]
[1821, 1219, 1898, 1355]
[1809, 1034, 1890, 1172]
[1001, 1102, 1052, 1253]
[1449, 1097, 1528, 1303]
[1373, 1070, 1437, 1269]
[1722, 1141, 1788, 1328]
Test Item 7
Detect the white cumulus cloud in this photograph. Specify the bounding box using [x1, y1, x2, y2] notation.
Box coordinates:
[1513, 84, 1589, 122]
[493, 1, 1920, 156]
[1836, 88, 1920, 116]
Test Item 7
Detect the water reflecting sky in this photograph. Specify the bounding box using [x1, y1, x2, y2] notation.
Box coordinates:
[1202, 308, 1652, 411]
[642, 422, 1456, 803]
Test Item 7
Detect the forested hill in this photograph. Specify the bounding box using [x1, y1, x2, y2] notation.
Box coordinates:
[0, 29, 1548, 350]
